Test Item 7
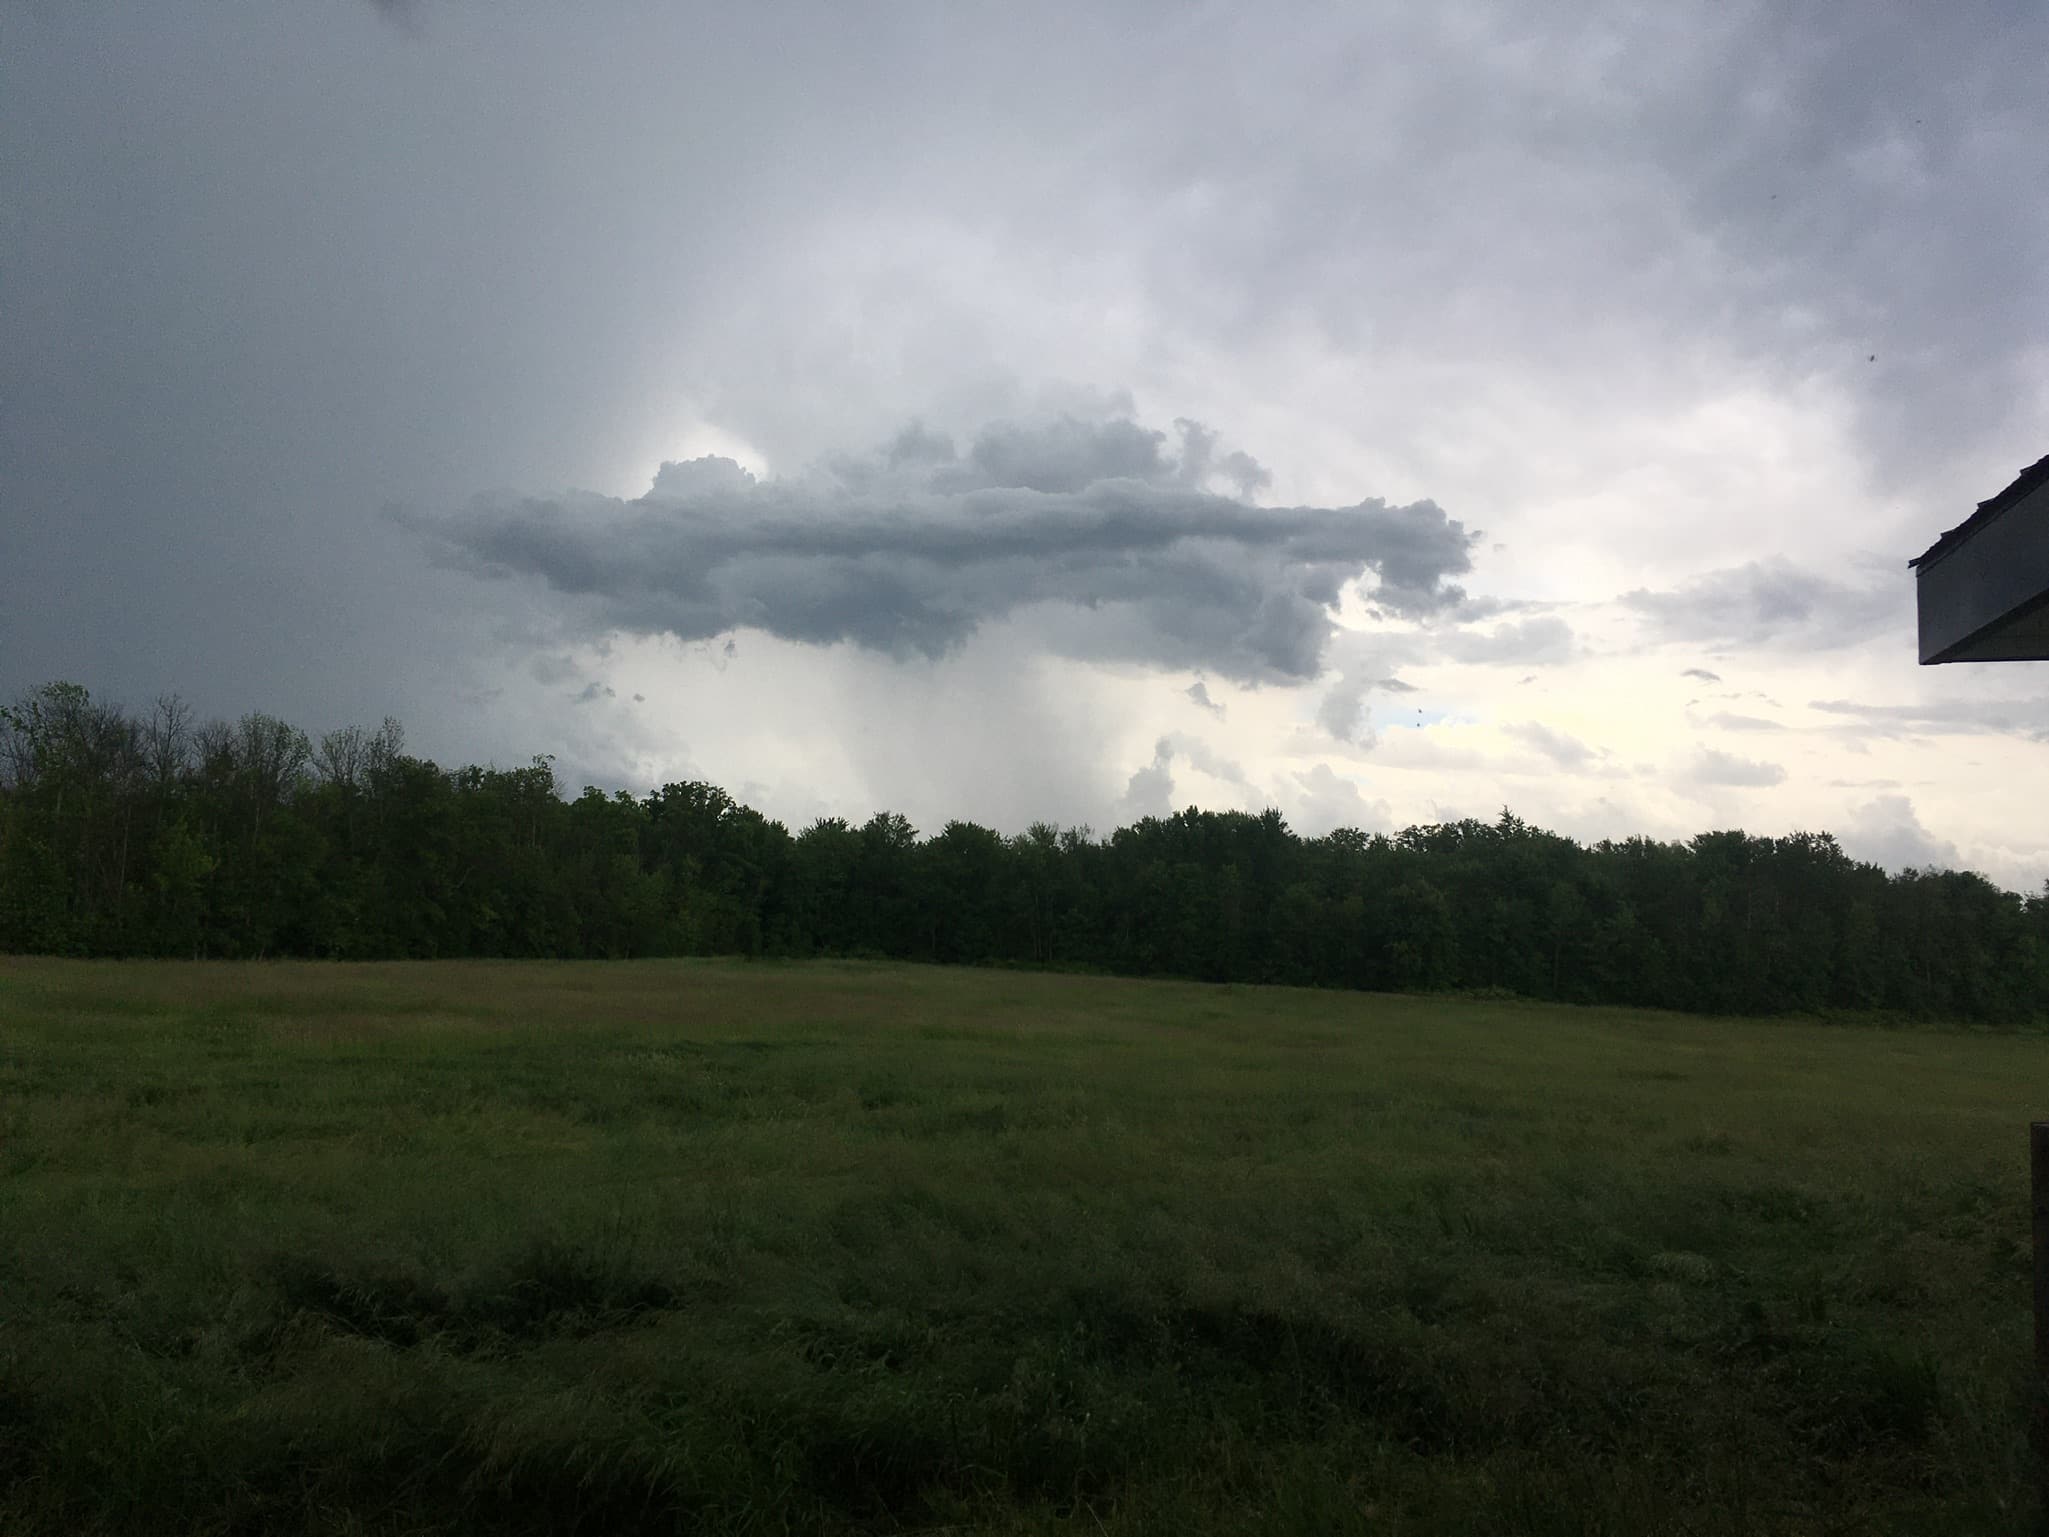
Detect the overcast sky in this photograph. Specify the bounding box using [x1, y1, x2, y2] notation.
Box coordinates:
[4, 1, 2045, 887]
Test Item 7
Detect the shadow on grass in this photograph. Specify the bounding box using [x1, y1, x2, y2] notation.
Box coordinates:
[261, 1239, 685, 1355]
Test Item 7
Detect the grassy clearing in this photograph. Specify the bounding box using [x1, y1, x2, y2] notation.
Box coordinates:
[0, 957, 2040, 1534]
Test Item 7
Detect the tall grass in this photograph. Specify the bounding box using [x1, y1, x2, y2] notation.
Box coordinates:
[0, 957, 2039, 1533]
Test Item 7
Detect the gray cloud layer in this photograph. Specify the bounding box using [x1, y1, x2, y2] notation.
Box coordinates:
[413, 417, 1477, 684]
[1811, 696, 2049, 741]
[1623, 560, 1905, 650]
[2, 1, 2042, 877]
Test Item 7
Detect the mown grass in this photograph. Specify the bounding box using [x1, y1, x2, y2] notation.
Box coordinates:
[0, 956, 2040, 1534]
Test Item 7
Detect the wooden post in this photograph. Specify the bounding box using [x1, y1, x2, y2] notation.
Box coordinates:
[2036, 1121, 2049, 1528]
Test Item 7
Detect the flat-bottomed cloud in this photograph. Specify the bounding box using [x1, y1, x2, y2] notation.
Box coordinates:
[410, 416, 1478, 685]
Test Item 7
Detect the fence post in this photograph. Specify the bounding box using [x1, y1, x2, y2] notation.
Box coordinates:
[2035, 1121, 2049, 1528]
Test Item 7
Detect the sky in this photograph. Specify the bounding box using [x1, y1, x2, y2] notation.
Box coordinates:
[4, 0, 2046, 888]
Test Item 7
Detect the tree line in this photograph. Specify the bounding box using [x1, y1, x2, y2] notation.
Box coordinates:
[3, 681, 2044, 1022]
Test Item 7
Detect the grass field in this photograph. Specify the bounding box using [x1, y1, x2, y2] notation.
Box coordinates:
[0, 958, 2041, 1534]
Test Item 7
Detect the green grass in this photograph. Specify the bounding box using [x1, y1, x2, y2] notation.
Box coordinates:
[0, 957, 2040, 1534]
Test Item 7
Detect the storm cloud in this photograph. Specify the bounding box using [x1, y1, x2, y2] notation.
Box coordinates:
[2, 2, 2044, 888]
[414, 416, 1478, 684]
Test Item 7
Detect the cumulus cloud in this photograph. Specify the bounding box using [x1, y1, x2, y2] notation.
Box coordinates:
[1120, 739, 1177, 821]
[1285, 763, 1389, 837]
[1690, 746, 1787, 787]
[1117, 732, 1251, 821]
[1839, 793, 1961, 873]
[412, 415, 1478, 684]
[1185, 679, 1224, 716]
[1166, 418, 1273, 500]
[1623, 560, 1904, 650]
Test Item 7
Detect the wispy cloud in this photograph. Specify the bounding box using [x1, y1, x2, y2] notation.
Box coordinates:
[1438, 615, 1576, 666]
[1811, 697, 2049, 740]
[1690, 746, 1787, 787]
[1507, 720, 1599, 769]
[1624, 560, 1904, 650]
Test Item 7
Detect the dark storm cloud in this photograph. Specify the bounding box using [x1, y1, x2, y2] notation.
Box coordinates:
[953, 416, 1169, 494]
[1809, 697, 2049, 741]
[1652, 7, 2049, 485]
[1139, 6, 2047, 498]
[412, 417, 1478, 684]
[3, 0, 2043, 861]
[1622, 561, 1903, 650]
[366, 0, 422, 31]
[1168, 419, 1272, 501]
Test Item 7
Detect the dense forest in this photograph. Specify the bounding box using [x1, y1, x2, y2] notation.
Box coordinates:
[3, 681, 2044, 1022]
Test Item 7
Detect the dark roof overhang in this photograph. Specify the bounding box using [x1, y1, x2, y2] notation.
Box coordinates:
[1911, 453, 2049, 664]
